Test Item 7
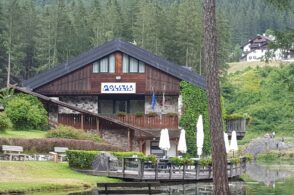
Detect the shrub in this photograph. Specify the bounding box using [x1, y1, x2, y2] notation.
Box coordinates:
[146, 112, 157, 117]
[5, 93, 47, 129]
[111, 151, 144, 159]
[142, 155, 157, 164]
[0, 138, 124, 153]
[166, 112, 178, 117]
[67, 150, 100, 169]
[169, 157, 193, 166]
[230, 157, 241, 164]
[67, 150, 146, 169]
[0, 112, 12, 132]
[135, 112, 144, 117]
[199, 158, 212, 167]
[46, 125, 101, 142]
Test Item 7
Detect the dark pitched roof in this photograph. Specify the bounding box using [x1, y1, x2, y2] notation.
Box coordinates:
[23, 39, 206, 89]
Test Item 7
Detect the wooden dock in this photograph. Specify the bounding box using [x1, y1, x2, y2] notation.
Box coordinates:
[87, 157, 247, 181]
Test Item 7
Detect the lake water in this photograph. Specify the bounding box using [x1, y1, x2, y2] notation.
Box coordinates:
[34, 163, 294, 195]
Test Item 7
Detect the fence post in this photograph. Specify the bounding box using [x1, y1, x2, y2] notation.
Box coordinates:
[155, 162, 158, 180]
[107, 157, 110, 177]
[138, 158, 144, 180]
[196, 163, 200, 180]
[169, 163, 172, 180]
[81, 114, 84, 130]
[122, 158, 126, 178]
[230, 163, 233, 177]
[182, 165, 186, 180]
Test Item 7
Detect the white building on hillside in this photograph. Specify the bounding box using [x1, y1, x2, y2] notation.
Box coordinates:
[240, 34, 286, 62]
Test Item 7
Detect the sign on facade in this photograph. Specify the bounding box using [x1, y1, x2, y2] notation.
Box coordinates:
[101, 82, 136, 94]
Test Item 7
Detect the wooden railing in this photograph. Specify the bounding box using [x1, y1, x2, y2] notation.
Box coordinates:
[58, 114, 97, 130]
[92, 157, 248, 181]
[58, 113, 178, 130]
[107, 114, 178, 129]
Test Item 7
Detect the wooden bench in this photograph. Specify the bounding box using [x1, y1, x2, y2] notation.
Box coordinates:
[49, 147, 68, 162]
[2, 145, 27, 161]
[97, 182, 161, 194]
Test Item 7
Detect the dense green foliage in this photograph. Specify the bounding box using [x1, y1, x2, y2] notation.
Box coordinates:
[218, 0, 294, 45]
[0, 112, 12, 131]
[46, 125, 101, 142]
[169, 157, 193, 166]
[223, 63, 294, 132]
[179, 81, 211, 156]
[66, 150, 100, 169]
[5, 94, 47, 129]
[67, 150, 145, 169]
[112, 151, 144, 159]
[3, 0, 287, 87]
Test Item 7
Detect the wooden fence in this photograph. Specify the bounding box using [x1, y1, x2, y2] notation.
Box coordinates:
[90, 157, 247, 181]
[58, 113, 178, 130]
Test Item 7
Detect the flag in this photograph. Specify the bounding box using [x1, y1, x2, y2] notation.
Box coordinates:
[151, 92, 156, 111]
[162, 91, 165, 109]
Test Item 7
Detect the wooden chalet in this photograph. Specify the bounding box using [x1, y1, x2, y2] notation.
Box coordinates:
[21, 39, 206, 157]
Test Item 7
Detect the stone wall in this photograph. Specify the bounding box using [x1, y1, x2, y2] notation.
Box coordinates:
[145, 95, 178, 114]
[59, 96, 98, 114]
[101, 129, 140, 152]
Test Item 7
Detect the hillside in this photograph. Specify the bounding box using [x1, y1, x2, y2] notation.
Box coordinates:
[222, 63, 294, 133]
[227, 61, 291, 74]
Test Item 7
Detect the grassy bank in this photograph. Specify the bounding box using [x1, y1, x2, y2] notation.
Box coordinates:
[0, 129, 46, 139]
[227, 61, 289, 73]
[0, 161, 119, 194]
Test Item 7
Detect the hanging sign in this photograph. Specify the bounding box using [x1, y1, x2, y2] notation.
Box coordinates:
[101, 82, 136, 94]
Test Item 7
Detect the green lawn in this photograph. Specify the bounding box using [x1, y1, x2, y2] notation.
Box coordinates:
[0, 161, 119, 194]
[0, 129, 47, 139]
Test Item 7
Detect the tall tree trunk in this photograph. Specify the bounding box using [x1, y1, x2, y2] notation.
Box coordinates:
[203, 0, 229, 194]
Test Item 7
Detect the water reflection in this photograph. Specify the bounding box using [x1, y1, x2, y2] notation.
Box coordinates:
[246, 163, 293, 188]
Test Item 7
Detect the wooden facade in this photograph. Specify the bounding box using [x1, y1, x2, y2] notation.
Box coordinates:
[23, 39, 207, 154]
[35, 52, 180, 96]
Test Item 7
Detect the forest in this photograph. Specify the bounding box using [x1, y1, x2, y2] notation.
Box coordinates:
[0, 0, 293, 88]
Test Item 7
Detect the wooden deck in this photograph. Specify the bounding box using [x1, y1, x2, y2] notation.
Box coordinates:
[86, 157, 247, 182]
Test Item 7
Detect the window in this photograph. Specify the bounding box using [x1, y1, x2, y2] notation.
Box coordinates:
[93, 54, 115, 73]
[123, 54, 145, 73]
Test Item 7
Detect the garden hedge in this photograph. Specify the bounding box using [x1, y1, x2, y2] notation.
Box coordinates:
[0, 138, 124, 153]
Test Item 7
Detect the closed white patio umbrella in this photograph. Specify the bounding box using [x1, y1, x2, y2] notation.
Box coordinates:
[224, 132, 230, 153]
[159, 128, 170, 157]
[196, 115, 204, 158]
[230, 130, 238, 156]
[178, 129, 187, 153]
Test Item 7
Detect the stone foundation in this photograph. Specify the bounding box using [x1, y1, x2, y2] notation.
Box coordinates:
[101, 129, 140, 152]
[59, 96, 98, 114]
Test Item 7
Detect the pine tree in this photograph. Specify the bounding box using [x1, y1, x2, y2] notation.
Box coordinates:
[133, 0, 164, 55]
[175, 0, 202, 72]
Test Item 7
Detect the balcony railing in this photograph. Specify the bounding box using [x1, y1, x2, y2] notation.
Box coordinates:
[58, 113, 178, 130]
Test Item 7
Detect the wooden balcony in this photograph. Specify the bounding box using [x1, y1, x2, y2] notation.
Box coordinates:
[107, 114, 178, 130]
[58, 113, 178, 130]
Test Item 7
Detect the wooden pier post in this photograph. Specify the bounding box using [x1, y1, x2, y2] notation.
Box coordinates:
[208, 166, 212, 178]
[107, 157, 110, 177]
[230, 163, 233, 177]
[169, 164, 172, 180]
[155, 162, 158, 180]
[138, 159, 144, 180]
[196, 164, 200, 180]
[122, 158, 126, 178]
[182, 165, 186, 180]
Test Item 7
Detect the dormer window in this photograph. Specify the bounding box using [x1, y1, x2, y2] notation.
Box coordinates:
[123, 54, 145, 73]
[93, 54, 115, 73]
